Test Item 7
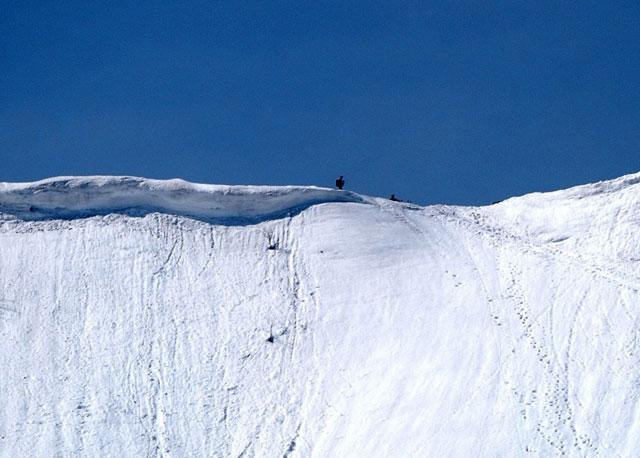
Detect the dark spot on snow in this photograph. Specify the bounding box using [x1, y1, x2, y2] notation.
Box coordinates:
[283, 438, 296, 457]
[266, 335, 274, 343]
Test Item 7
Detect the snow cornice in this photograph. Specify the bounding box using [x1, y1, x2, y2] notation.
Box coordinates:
[0, 176, 367, 224]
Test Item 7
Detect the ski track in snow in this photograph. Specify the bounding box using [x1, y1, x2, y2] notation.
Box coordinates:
[1, 173, 640, 456]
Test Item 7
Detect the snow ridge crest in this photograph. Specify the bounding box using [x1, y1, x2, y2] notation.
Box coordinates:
[0, 176, 366, 224]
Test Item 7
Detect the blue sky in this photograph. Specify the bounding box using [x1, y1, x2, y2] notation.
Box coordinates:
[1, 1, 639, 205]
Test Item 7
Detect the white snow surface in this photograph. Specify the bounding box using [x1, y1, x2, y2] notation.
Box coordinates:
[1, 173, 640, 456]
[0, 176, 365, 224]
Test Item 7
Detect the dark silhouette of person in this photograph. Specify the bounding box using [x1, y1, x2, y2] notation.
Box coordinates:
[335, 176, 345, 190]
[390, 194, 400, 202]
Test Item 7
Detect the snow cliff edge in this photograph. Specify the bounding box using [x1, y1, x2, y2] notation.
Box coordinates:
[0, 176, 366, 224]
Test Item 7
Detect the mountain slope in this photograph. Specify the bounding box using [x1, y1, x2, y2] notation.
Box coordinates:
[1, 174, 639, 457]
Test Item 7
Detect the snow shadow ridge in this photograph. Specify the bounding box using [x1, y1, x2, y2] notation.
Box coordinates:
[0, 176, 368, 225]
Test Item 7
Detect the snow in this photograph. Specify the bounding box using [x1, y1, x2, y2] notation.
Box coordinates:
[0, 176, 365, 224]
[1, 173, 640, 456]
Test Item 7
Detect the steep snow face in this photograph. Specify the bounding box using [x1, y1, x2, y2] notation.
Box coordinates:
[1, 174, 640, 457]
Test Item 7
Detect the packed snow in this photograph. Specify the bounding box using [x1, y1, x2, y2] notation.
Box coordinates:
[1, 173, 639, 456]
[0, 176, 365, 224]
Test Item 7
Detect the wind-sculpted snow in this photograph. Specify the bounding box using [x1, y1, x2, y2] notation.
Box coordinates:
[0, 176, 366, 224]
[486, 172, 640, 263]
[1, 172, 640, 457]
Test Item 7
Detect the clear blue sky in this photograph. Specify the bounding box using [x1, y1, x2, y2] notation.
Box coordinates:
[1, 1, 639, 205]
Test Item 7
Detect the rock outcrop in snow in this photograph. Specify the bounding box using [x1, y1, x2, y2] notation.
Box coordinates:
[1, 172, 640, 457]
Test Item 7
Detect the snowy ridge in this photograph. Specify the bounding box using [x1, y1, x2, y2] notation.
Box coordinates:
[1, 172, 640, 456]
[482, 171, 640, 256]
[497, 170, 640, 204]
[0, 176, 366, 224]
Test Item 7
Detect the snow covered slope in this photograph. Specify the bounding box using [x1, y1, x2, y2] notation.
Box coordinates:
[1, 174, 639, 457]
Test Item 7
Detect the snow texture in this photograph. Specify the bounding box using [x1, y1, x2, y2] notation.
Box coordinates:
[0, 176, 365, 224]
[1, 173, 640, 456]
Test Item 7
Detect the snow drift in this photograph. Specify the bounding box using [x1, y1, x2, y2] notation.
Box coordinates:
[0, 176, 365, 224]
[1, 173, 640, 457]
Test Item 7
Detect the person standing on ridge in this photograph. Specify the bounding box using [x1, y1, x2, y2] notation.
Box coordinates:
[335, 176, 345, 190]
